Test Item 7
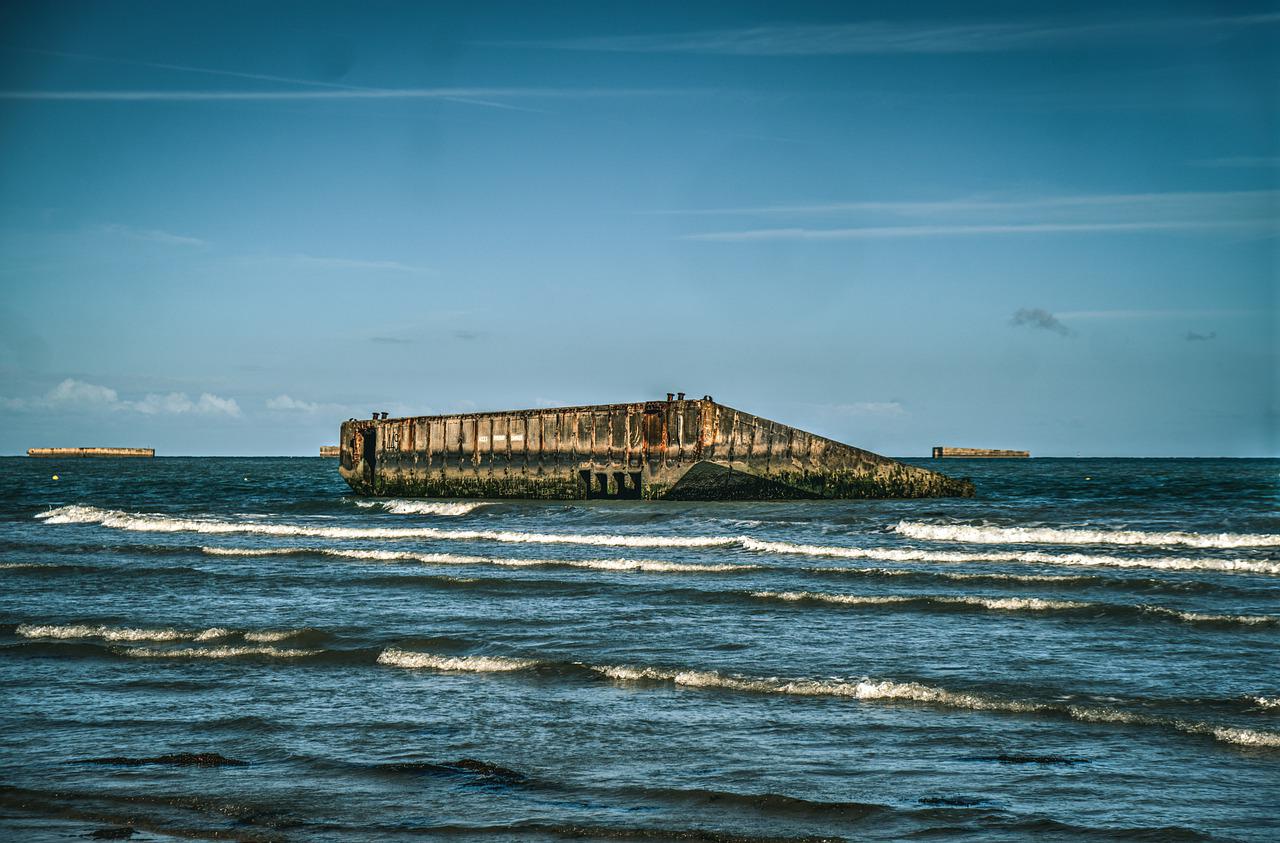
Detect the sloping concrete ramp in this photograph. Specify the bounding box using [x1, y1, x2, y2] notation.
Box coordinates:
[339, 396, 973, 500]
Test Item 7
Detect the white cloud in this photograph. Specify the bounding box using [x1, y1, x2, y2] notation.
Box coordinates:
[47, 378, 119, 405]
[193, 393, 242, 416]
[131, 391, 242, 417]
[267, 394, 320, 413]
[0, 379, 241, 417]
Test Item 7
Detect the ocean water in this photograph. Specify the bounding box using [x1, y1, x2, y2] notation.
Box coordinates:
[1, 456, 1277, 841]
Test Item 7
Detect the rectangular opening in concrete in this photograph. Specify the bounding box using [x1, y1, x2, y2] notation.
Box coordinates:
[613, 471, 642, 499]
[362, 429, 377, 472]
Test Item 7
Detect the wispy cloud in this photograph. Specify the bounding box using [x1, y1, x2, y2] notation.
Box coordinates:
[3, 378, 241, 416]
[98, 223, 206, 247]
[1011, 308, 1072, 337]
[0, 87, 676, 103]
[655, 190, 1277, 218]
[1185, 330, 1218, 342]
[676, 190, 1278, 241]
[289, 253, 431, 273]
[20, 47, 363, 90]
[370, 336, 413, 345]
[486, 13, 1279, 56]
[1192, 156, 1280, 169]
[13, 47, 562, 113]
[682, 220, 1272, 241]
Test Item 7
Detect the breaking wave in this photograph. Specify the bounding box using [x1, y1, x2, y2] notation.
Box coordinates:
[894, 521, 1280, 550]
[201, 545, 757, 573]
[595, 665, 1280, 748]
[121, 645, 319, 659]
[750, 590, 1088, 612]
[41, 506, 1278, 576]
[743, 537, 1280, 576]
[354, 500, 490, 516]
[376, 648, 538, 672]
[378, 648, 1280, 749]
[14, 623, 315, 644]
[38, 505, 732, 548]
[748, 591, 1277, 626]
[17, 623, 232, 643]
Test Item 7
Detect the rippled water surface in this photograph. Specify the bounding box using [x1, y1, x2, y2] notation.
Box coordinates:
[2, 456, 1278, 841]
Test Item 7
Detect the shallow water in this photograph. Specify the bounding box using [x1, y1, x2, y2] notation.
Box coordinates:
[2, 456, 1277, 841]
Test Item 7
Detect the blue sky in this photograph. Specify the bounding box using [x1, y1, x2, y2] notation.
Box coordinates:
[0, 1, 1275, 456]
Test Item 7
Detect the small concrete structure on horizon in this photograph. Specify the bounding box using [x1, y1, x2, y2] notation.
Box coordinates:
[932, 446, 1030, 458]
[28, 447, 155, 458]
[320, 446, 341, 457]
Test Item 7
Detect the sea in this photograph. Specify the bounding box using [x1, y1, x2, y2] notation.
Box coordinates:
[1, 456, 1277, 841]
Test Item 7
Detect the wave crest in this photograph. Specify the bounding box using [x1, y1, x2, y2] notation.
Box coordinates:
[200, 545, 755, 573]
[376, 648, 538, 672]
[121, 645, 318, 659]
[355, 500, 490, 516]
[894, 521, 1280, 549]
[14, 623, 313, 644]
[39, 505, 733, 548]
[750, 590, 1088, 612]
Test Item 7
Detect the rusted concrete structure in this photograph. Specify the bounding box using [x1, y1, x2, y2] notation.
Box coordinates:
[320, 446, 341, 457]
[27, 447, 154, 458]
[932, 447, 1029, 459]
[339, 396, 973, 500]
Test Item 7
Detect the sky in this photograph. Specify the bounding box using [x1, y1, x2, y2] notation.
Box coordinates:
[0, 1, 1275, 456]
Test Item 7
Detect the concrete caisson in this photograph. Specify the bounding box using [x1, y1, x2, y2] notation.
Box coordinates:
[339, 397, 974, 500]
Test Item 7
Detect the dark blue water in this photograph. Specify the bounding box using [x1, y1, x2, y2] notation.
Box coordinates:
[2, 457, 1277, 841]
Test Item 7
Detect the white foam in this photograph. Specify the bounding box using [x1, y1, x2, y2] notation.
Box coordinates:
[354, 500, 490, 516]
[40, 505, 732, 548]
[121, 645, 318, 659]
[200, 547, 287, 556]
[18, 623, 207, 642]
[751, 591, 1275, 625]
[243, 630, 304, 642]
[750, 590, 1088, 612]
[14, 623, 310, 644]
[594, 663, 1043, 711]
[592, 662, 1280, 747]
[376, 648, 537, 672]
[743, 537, 1280, 576]
[200, 545, 756, 573]
[1252, 696, 1280, 710]
[1137, 606, 1278, 626]
[0, 562, 46, 569]
[894, 521, 1280, 550]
